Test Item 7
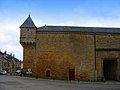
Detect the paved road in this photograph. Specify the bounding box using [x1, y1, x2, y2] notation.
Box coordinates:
[0, 75, 120, 90]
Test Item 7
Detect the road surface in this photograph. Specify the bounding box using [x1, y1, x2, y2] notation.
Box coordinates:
[0, 75, 120, 90]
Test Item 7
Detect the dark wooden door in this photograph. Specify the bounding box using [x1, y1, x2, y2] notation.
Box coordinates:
[103, 60, 117, 80]
[46, 71, 50, 77]
[69, 69, 75, 81]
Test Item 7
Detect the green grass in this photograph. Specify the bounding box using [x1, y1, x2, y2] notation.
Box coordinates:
[77, 80, 104, 82]
[22, 75, 67, 81]
[21, 75, 104, 83]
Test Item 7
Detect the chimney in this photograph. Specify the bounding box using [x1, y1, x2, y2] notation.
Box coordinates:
[10, 53, 12, 56]
[4, 51, 7, 55]
[13, 54, 15, 58]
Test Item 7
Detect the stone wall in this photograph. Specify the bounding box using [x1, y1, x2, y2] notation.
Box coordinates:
[35, 32, 95, 80]
[96, 51, 120, 80]
[22, 32, 120, 81]
[23, 45, 36, 75]
[96, 34, 120, 49]
[20, 28, 36, 46]
[96, 33, 120, 81]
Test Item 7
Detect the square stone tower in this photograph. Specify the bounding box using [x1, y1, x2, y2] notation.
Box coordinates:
[20, 15, 37, 74]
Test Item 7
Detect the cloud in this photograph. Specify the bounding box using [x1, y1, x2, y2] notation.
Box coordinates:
[1, 44, 22, 58]
[0, 23, 22, 60]
[44, 4, 120, 28]
[47, 16, 120, 28]
[69, 2, 120, 27]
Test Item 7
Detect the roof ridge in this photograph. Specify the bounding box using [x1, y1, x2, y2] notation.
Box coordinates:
[39, 25, 120, 29]
[38, 26, 120, 33]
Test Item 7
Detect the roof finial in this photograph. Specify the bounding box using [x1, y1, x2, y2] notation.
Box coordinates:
[20, 13, 36, 28]
[29, 12, 31, 17]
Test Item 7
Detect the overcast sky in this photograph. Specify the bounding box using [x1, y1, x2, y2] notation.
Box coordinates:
[0, 0, 120, 60]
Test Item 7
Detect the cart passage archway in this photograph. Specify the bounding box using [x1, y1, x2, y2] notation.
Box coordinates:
[103, 59, 117, 80]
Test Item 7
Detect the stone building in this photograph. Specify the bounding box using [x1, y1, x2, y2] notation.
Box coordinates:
[20, 15, 120, 81]
[0, 50, 21, 75]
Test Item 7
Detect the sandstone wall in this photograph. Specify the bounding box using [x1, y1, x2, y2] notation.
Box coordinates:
[96, 33, 120, 81]
[96, 34, 120, 49]
[35, 32, 95, 80]
[23, 45, 36, 75]
[22, 32, 120, 81]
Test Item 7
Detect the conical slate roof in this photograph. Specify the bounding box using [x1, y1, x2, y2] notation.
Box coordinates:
[20, 15, 36, 28]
